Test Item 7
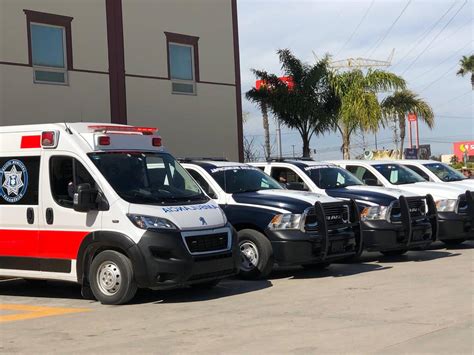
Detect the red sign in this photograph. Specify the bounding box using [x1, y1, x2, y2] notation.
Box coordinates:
[453, 141, 474, 160]
[407, 113, 417, 122]
[255, 76, 294, 90]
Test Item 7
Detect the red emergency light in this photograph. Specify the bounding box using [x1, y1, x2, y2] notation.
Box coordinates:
[88, 125, 158, 135]
[41, 131, 57, 148]
[98, 136, 111, 146]
[152, 137, 162, 147]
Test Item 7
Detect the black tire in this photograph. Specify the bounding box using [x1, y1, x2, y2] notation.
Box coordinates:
[237, 229, 274, 280]
[89, 250, 137, 305]
[302, 262, 330, 270]
[381, 249, 408, 256]
[441, 238, 466, 246]
[191, 279, 220, 289]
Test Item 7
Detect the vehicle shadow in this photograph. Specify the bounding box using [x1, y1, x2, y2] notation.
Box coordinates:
[0, 277, 272, 305]
[269, 262, 392, 281]
[344, 248, 461, 264]
[426, 240, 474, 251]
[135, 279, 272, 305]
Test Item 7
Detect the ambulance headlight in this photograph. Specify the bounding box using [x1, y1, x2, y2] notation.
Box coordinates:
[268, 214, 302, 230]
[435, 199, 457, 212]
[127, 214, 178, 230]
[360, 205, 389, 221]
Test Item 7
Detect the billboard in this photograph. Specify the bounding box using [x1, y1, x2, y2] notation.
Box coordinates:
[453, 141, 474, 161]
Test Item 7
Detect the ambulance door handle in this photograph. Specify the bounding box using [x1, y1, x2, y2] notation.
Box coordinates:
[46, 208, 54, 225]
[26, 208, 34, 224]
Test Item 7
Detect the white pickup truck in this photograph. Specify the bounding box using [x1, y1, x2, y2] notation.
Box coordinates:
[329, 160, 473, 246]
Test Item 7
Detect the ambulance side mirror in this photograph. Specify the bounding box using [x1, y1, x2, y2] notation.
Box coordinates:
[73, 183, 98, 212]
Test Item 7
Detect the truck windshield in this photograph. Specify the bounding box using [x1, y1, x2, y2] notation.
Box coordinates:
[424, 163, 467, 182]
[303, 166, 363, 189]
[209, 166, 282, 193]
[373, 164, 426, 185]
[89, 152, 207, 204]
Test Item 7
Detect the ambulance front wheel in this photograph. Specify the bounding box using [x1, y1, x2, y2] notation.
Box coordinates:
[89, 250, 137, 305]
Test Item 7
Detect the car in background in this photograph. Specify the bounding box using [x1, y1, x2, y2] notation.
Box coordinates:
[180, 159, 362, 279]
[395, 160, 474, 190]
[329, 160, 474, 246]
[251, 159, 437, 256]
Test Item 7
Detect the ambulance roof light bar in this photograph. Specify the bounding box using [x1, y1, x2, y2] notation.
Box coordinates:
[88, 125, 159, 135]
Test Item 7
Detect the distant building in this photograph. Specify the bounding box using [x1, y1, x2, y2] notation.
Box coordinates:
[0, 0, 243, 161]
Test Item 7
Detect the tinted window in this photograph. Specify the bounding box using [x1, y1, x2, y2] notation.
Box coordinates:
[424, 163, 466, 182]
[270, 167, 308, 190]
[0, 156, 40, 205]
[50, 156, 96, 208]
[373, 164, 425, 185]
[346, 165, 382, 186]
[187, 169, 217, 199]
[404, 165, 430, 181]
[209, 166, 282, 194]
[304, 166, 363, 189]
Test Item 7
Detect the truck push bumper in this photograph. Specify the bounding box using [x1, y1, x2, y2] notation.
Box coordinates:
[266, 200, 361, 266]
[362, 195, 436, 252]
[130, 225, 239, 289]
[438, 191, 474, 241]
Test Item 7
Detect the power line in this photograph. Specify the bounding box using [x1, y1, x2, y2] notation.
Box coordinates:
[392, 1, 458, 69]
[436, 90, 473, 109]
[365, 0, 412, 58]
[410, 41, 472, 82]
[418, 61, 460, 92]
[335, 0, 375, 57]
[401, 0, 468, 75]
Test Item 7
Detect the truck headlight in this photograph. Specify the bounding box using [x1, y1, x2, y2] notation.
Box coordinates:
[269, 214, 302, 230]
[360, 205, 389, 221]
[435, 199, 457, 212]
[127, 214, 178, 230]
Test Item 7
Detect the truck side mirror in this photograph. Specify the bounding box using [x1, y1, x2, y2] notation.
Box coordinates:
[364, 178, 379, 186]
[73, 183, 98, 212]
[286, 182, 309, 191]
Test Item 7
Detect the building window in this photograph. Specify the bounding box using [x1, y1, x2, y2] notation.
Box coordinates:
[165, 32, 199, 95]
[24, 10, 73, 85]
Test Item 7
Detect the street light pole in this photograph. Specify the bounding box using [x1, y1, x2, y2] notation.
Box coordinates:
[276, 119, 282, 158]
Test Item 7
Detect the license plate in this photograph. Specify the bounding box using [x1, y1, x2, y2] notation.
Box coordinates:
[330, 241, 345, 254]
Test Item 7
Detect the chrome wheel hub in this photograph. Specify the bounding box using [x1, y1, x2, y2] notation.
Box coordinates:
[97, 261, 121, 296]
[240, 241, 259, 272]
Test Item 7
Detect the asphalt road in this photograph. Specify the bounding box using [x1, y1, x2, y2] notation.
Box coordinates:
[1, 241, 473, 354]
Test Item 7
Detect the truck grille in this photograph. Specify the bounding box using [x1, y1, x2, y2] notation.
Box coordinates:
[184, 233, 228, 253]
[323, 203, 350, 227]
[304, 202, 351, 231]
[390, 197, 426, 222]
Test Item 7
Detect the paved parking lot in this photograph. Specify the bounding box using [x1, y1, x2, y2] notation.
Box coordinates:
[1, 241, 473, 354]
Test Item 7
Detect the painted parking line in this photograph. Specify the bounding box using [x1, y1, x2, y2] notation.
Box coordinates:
[0, 304, 90, 323]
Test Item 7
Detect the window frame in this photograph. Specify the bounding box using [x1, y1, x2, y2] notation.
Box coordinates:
[164, 31, 200, 95]
[24, 9, 73, 85]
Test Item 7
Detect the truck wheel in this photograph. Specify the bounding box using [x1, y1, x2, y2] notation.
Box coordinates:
[441, 239, 466, 246]
[191, 279, 220, 289]
[89, 250, 137, 305]
[238, 229, 273, 280]
[381, 249, 408, 256]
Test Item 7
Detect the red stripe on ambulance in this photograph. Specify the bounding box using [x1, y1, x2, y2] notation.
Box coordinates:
[20, 135, 41, 149]
[0, 230, 89, 259]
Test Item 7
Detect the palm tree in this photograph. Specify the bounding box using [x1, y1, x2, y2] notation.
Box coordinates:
[245, 90, 272, 159]
[456, 55, 474, 89]
[381, 90, 434, 159]
[330, 69, 406, 159]
[246, 49, 338, 157]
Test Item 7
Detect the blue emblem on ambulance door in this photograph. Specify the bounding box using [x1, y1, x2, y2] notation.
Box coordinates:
[0, 159, 29, 203]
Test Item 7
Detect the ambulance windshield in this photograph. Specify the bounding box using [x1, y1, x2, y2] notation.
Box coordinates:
[89, 152, 207, 204]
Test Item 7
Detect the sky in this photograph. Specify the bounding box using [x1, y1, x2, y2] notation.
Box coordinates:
[237, 0, 473, 160]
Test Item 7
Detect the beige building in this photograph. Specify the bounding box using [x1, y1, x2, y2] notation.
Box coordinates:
[0, 0, 243, 161]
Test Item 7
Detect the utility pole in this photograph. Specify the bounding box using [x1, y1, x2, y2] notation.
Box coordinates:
[291, 144, 295, 157]
[276, 120, 282, 158]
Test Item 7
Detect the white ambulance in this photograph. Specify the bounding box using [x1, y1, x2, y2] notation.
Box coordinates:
[0, 123, 239, 304]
